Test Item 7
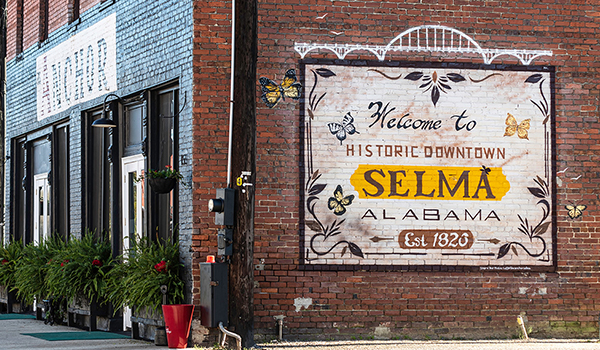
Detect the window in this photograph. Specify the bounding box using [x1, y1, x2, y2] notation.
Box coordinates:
[16, 0, 23, 54]
[149, 87, 179, 243]
[39, 0, 48, 42]
[12, 138, 27, 243]
[68, 0, 80, 24]
[11, 125, 69, 245]
[53, 125, 70, 239]
[86, 109, 112, 238]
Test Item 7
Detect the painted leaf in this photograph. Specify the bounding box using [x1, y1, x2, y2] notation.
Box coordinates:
[528, 187, 545, 198]
[311, 170, 321, 181]
[525, 74, 543, 84]
[534, 221, 551, 236]
[309, 184, 326, 196]
[446, 73, 466, 82]
[536, 176, 547, 189]
[347, 242, 364, 258]
[308, 109, 315, 120]
[305, 221, 322, 232]
[340, 246, 347, 257]
[497, 243, 511, 259]
[511, 245, 519, 256]
[439, 82, 452, 90]
[405, 72, 423, 81]
[315, 68, 336, 78]
[431, 86, 440, 106]
[307, 196, 318, 211]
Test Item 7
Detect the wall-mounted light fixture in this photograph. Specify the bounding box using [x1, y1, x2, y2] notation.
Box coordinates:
[91, 93, 124, 128]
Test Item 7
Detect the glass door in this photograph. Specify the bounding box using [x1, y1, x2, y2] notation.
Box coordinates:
[121, 154, 145, 331]
[33, 173, 50, 245]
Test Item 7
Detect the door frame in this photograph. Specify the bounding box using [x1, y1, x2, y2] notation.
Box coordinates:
[33, 173, 50, 245]
[121, 154, 145, 330]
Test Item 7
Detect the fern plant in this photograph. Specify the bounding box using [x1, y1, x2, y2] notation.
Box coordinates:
[14, 235, 66, 305]
[106, 238, 185, 312]
[0, 239, 24, 288]
[46, 234, 113, 304]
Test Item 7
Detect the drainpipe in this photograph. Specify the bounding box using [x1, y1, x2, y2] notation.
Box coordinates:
[0, 0, 7, 245]
[225, 0, 235, 187]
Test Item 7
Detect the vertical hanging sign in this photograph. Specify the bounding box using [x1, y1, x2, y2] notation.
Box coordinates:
[301, 60, 555, 271]
[36, 13, 117, 121]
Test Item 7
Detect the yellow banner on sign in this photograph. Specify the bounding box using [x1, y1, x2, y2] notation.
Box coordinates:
[350, 165, 510, 200]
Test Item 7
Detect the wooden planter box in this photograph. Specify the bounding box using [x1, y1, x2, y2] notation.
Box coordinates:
[67, 296, 113, 331]
[0, 285, 23, 313]
[131, 306, 164, 341]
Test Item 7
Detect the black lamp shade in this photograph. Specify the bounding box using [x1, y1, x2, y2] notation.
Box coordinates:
[91, 116, 117, 128]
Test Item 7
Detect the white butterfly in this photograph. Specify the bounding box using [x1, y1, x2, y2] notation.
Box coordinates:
[328, 113, 359, 144]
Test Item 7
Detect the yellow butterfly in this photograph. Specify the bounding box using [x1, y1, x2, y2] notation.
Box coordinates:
[565, 204, 586, 219]
[328, 185, 354, 216]
[503, 113, 530, 139]
[259, 69, 302, 108]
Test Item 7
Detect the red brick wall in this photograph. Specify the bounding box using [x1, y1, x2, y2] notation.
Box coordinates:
[80, 0, 100, 14]
[48, 0, 68, 34]
[192, 0, 600, 341]
[190, 0, 232, 297]
[6, 0, 17, 60]
[22, 0, 40, 52]
[5, 0, 102, 61]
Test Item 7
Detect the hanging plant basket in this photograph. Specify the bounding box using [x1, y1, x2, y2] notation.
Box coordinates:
[148, 178, 177, 194]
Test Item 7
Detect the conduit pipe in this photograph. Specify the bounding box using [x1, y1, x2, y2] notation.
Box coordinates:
[226, 0, 236, 187]
[219, 322, 242, 350]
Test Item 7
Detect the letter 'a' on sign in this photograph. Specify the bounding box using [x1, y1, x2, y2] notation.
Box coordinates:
[300, 61, 555, 271]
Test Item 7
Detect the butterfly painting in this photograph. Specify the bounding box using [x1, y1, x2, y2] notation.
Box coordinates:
[259, 69, 302, 108]
[504, 113, 530, 139]
[328, 185, 354, 216]
[565, 204, 586, 219]
[328, 112, 359, 144]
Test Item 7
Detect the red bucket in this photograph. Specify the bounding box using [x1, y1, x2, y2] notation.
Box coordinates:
[162, 304, 195, 349]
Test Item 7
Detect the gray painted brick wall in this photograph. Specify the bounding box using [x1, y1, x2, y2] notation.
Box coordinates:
[5, 0, 194, 296]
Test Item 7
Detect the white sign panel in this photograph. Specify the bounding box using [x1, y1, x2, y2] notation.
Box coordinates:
[301, 60, 555, 271]
[36, 13, 117, 120]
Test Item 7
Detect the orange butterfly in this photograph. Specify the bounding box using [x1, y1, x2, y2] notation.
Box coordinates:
[259, 69, 302, 108]
[504, 113, 530, 139]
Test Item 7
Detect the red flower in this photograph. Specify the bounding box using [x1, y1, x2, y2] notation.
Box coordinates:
[1, 259, 8, 265]
[61, 259, 69, 267]
[154, 260, 167, 273]
[92, 259, 103, 267]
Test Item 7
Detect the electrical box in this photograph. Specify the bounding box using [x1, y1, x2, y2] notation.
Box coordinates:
[217, 228, 233, 257]
[200, 262, 228, 327]
[208, 188, 235, 226]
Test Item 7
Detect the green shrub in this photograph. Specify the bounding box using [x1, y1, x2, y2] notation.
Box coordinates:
[14, 236, 65, 305]
[0, 239, 24, 288]
[106, 238, 184, 312]
[46, 234, 113, 304]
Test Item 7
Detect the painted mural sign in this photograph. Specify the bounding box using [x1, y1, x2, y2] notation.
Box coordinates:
[36, 13, 117, 120]
[300, 60, 555, 271]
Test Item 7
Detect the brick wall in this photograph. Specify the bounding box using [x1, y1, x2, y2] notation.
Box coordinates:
[5, 0, 17, 59]
[191, 0, 599, 341]
[5, 0, 195, 326]
[22, 0, 40, 51]
[48, 0, 68, 34]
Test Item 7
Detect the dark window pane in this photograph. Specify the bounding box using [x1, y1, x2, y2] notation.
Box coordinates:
[55, 126, 69, 239]
[127, 104, 144, 146]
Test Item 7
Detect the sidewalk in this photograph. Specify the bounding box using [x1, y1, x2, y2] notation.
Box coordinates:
[257, 339, 600, 350]
[2, 316, 599, 350]
[0, 316, 160, 350]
